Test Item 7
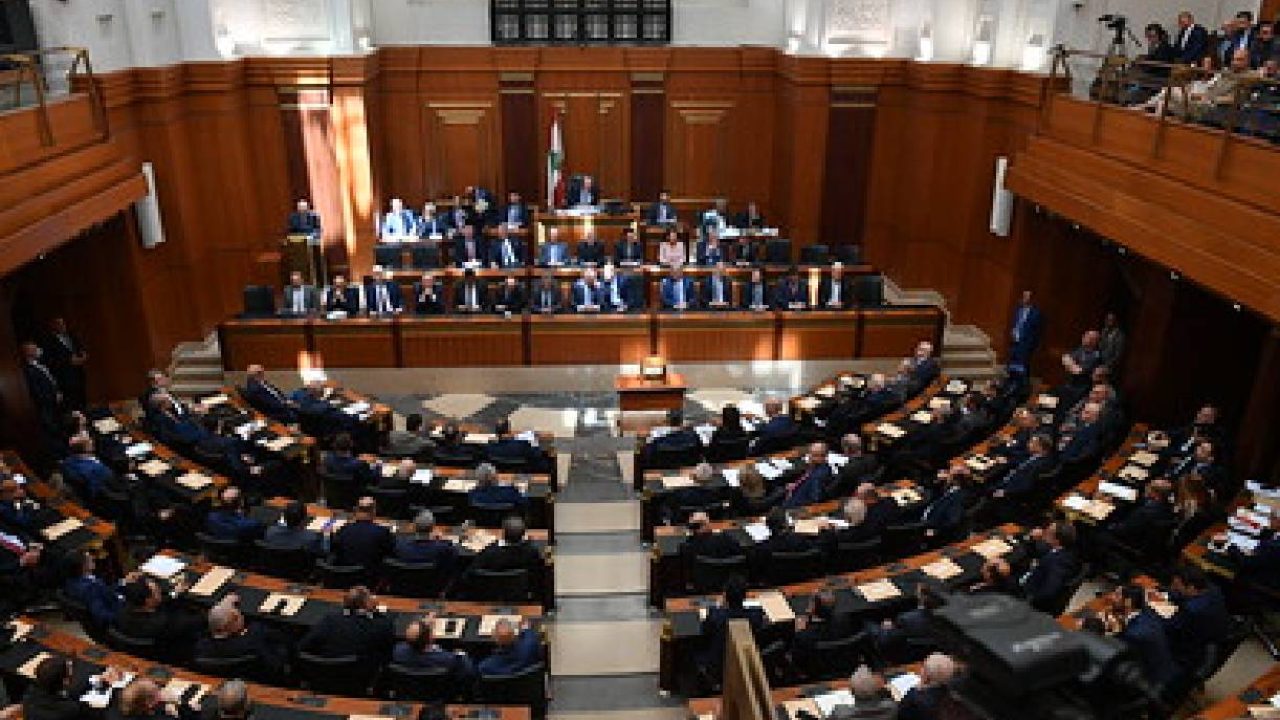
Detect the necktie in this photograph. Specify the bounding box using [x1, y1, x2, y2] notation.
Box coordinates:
[294, 289, 303, 313]
[611, 281, 621, 307]
[378, 284, 389, 313]
[714, 278, 723, 304]
[503, 241, 514, 266]
[754, 285, 762, 307]
[468, 285, 477, 308]
[467, 241, 475, 260]
[832, 282, 840, 304]
[542, 289, 551, 308]
[676, 281, 684, 307]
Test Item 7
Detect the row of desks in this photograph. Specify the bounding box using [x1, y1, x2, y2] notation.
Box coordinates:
[219, 307, 944, 370]
[1, 619, 529, 720]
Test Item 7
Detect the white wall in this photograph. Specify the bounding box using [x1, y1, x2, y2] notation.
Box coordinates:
[673, 0, 787, 46]
[368, 0, 490, 46]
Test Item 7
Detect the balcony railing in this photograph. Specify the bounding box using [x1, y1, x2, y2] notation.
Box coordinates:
[0, 47, 106, 145]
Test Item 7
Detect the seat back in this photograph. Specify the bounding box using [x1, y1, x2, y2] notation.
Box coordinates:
[316, 558, 367, 589]
[690, 554, 748, 594]
[370, 487, 411, 519]
[374, 245, 404, 269]
[647, 444, 704, 470]
[882, 523, 926, 558]
[57, 589, 108, 642]
[764, 547, 826, 585]
[192, 654, 259, 678]
[383, 663, 457, 702]
[317, 466, 360, 511]
[469, 501, 517, 528]
[253, 540, 315, 582]
[833, 245, 862, 265]
[381, 558, 445, 598]
[476, 662, 547, 716]
[195, 531, 246, 566]
[765, 239, 792, 264]
[830, 536, 881, 573]
[295, 652, 371, 695]
[466, 568, 530, 602]
[812, 631, 869, 677]
[705, 436, 749, 463]
[241, 285, 276, 318]
[106, 626, 161, 661]
[799, 244, 829, 265]
[411, 245, 441, 269]
[854, 274, 884, 305]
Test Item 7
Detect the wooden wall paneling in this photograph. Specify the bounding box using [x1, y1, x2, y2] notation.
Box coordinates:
[630, 74, 665, 201]
[376, 47, 427, 209]
[1264, 0, 1280, 21]
[399, 318, 525, 367]
[0, 280, 43, 465]
[330, 57, 381, 278]
[1238, 328, 1280, 481]
[666, 100, 732, 198]
[311, 319, 397, 368]
[527, 315, 651, 365]
[858, 308, 945, 359]
[500, 73, 539, 200]
[654, 313, 775, 362]
[821, 88, 877, 245]
[771, 57, 830, 248]
[276, 87, 344, 270]
[777, 312, 856, 361]
[424, 100, 500, 200]
[219, 320, 310, 371]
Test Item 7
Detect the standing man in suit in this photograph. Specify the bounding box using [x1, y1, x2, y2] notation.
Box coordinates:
[702, 263, 733, 309]
[660, 267, 696, 311]
[281, 271, 319, 316]
[772, 266, 808, 310]
[489, 225, 525, 269]
[243, 364, 298, 423]
[572, 268, 605, 312]
[330, 496, 394, 572]
[324, 274, 364, 315]
[453, 225, 486, 268]
[452, 269, 489, 313]
[600, 263, 633, 313]
[820, 262, 852, 309]
[1008, 290, 1043, 373]
[42, 317, 88, 410]
[613, 227, 644, 266]
[1020, 521, 1080, 613]
[1219, 11, 1255, 68]
[492, 276, 527, 314]
[648, 191, 678, 226]
[1175, 11, 1210, 64]
[417, 202, 449, 238]
[501, 191, 530, 228]
[379, 198, 415, 242]
[741, 266, 770, 311]
[538, 227, 569, 267]
[22, 340, 62, 438]
[287, 198, 321, 236]
[412, 272, 445, 315]
[366, 267, 404, 315]
[569, 175, 600, 207]
[531, 272, 562, 314]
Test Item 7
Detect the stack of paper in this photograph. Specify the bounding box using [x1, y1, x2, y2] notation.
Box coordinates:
[1130, 450, 1159, 467]
[201, 393, 230, 407]
[92, 417, 122, 434]
[139, 554, 187, 579]
[1098, 482, 1138, 502]
[816, 385, 837, 398]
[910, 411, 934, 424]
[411, 468, 434, 485]
[124, 443, 154, 458]
[877, 423, 905, 439]
[1117, 465, 1148, 482]
[464, 433, 496, 444]
[42, 517, 83, 541]
[189, 567, 235, 597]
[972, 537, 1013, 560]
[921, 557, 964, 580]
[756, 462, 783, 480]
[888, 673, 922, 702]
[138, 459, 170, 477]
[443, 478, 477, 493]
[433, 617, 466, 639]
[857, 579, 901, 602]
[663, 475, 695, 489]
[1037, 394, 1059, 409]
[946, 380, 968, 394]
[721, 468, 741, 487]
[928, 397, 952, 410]
[176, 472, 213, 490]
[743, 523, 771, 543]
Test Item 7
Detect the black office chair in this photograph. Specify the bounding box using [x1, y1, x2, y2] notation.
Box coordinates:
[57, 589, 108, 642]
[833, 244, 862, 265]
[106, 627, 162, 661]
[470, 501, 517, 528]
[383, 663, 457, 702]
[375, 245, 404, 269]
[195, 531, 245, 566]
[465, 568, 530, 602]
[809, 631, 871, 678]
[645, 444, 704, 470]
[192, 654, 261, 681]
[295, 652, 372, 696]
[370, 487, 411, 519]
[1040, 562, 1090, 617]
[829, 537, 882, 573]
[434, 448, 477, 467]
[476, 662, 547, 717]
[854, 274, 884, 306]
[241, 285, 276, 318]
[317, 467, 359, 511]
[490, 455, 534, 474]
[316, 558, 367, 589]
[381, 558, 445, 598]
[765, 239, 792, 264]
[705, 436, 749, 463]
[411, 246, 442, 269]
[881, 522, 927, 558]
[253, 540, 315, 582]
[689, 555, 748, 594]
[799, 244, 829, 265]
[763, 548, 826, 586]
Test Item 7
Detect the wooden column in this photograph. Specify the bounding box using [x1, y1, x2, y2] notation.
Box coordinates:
[0, 279, 43, 466]
[500, 73, 539, 200]
[772, 57, 829, 249]
[330, 56, 381, 279]
[630, 72, 665, 202]
[822, 86, 877, 246]
[1238, 327, 1280, 482]
[1119, 262, 1178, 420]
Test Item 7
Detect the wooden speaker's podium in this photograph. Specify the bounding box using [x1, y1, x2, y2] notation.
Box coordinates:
[281, 233, 325, 285]
[718, 620, 774, 720]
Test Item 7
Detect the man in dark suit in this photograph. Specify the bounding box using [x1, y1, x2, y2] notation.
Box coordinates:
[262, 501, 327, 556]
[1060, 330, 1102, 401]
[204, 487, 265, 544]
[696, 230, 727, 266]
[478, 619, 542, 676]
[701, 264, 734, 309]
[919, 468, 969, 543]
[111, 576, 204, 654]
[287, 198, 321, 235]
[486, 420, 542, 469]
[1057, 402, 1104, 465]
[452, 269, 489, 313]
[281, 271, 319, 316]
[298, 585, 395, 665]
[330, 496, 394, 571]
[898, 653, 957, 720]
[392, 510, 459, 574]
[149, 392, 210, 447]
[489, 228, 525, 269]
[1164, 565, 1231, 679]
[62, 550, 123, 628]
[778, 442, 833, 509]
[822, 490, 890, 550]
[453, 225, 487, 268]
[324, 274, 365, 314]
[741, 267, 770, 310]
[491, 276, 527, 314]
[322, 432, 377, 486]
[1020, 521, 1080, 613]
[241, 365, 298, 423]
[600, 263, 635, 312]
[872, 582, 945, 662]
[826, 434, 880, 499]
[660, 267, 696, 311]
[60, 433, 124, 504]
[393, 615, 476, 684]
[642, 410, 703, 467]
[1100, 478, 1176, 553]
[576, 235, 606, 266]
[819, 263, 853, 309]
[42, 317, 88, 410]
[679, 511, 743, 574]
[1008, 290, 1043, 372]
[469, 516, 542, 577]
[750, 507, 816, 575]
[195, 596, 287, 682]
[448, 198, 476, 237]
[991, 433, 1054, 504]
[22, 341, 62, 436]
[1219, 11, 1255, 67]
[733, 201, 765, 229]
[613, 228, 645, 266]
[364, 267, 404, 315]
[908, 341, 941, 389]
[468, 462, 528, 508]
[416, 202, 450, 238]
[572, 268, 606, 312]
[791, 590, 857, 678]
[500, 191, 530, 228]
[568, 175, 600, 207]
[750, 398, 798, 455]
[530, 273, 562, 313]
[1174, 11, 1211, 63]
[412, 272, 445, 315]
[22, 655, 98, 720]
[538, 228, 569, 267]
[772, 267, 807, 310]
[699, 575, 765, 682]
[647, 191, 678, 226]
[1115, 584, 1177, 693]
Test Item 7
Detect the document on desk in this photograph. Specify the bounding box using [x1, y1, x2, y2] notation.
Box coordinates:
[816, 385, 836, 398]
[201, 393, 230, 408]
[189, 566, 236, 597]
[793, 518, 826, 535]
[259, 593, 307, 616]
[19, 652, 52, 679]
[946, 380, 968, 394]
[662, 475, 695, 490]
[1129, 450, 1159, 467]
[464, 433, 496, 444]
[891, 488, 922, 506]
[752, 591, 796, 623]
[972, 537, 1013, 560]
[443, 478, 477, 493]
[857, 579, 901, 602]
[92, 417, 122, 434]
[743, 523, 771, 543]
[721, 468, 740, 488]
[124, 443, 154, 458]
[910, 411, 933, 424]
[888, 672, 922, 702]
[755, 462, 783, 480]
[432, 617, 466, 640]
[921, 557, 964, 580]
[1117, 465, 1148, 482]
[138, 459, 171, 477]
[877, 423, 905, 439]
[41, 517, 83, 541]
[478, 614, 523, 636]
[140, 554, 187, 579]
[176, 472, 213, 490]
[781, 699, 820, 720]
[1098, 481, 1138, 502]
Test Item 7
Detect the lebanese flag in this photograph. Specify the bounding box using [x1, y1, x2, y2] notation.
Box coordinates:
[547, 112, 565, 209]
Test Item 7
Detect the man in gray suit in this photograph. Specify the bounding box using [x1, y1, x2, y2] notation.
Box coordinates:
[281, 271, 319, 315]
